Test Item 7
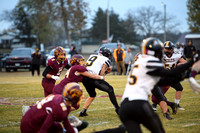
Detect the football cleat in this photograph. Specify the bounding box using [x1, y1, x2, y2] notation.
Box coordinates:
[177, 104, 185, 110]
[170, 103, 178, 114]
[152, 103, 157, 111]
[79, 112, 88, 117]
[163, 112, 173, 120]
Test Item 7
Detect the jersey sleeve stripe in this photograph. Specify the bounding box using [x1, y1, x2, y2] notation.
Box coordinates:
[146, 60, 164, 69]
[105, 61, 111, 67]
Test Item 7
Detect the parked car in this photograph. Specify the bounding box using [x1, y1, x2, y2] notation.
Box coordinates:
[46, 48, 71, 65]
[5, 48, 34, 72]
[95, 42, 126, 54]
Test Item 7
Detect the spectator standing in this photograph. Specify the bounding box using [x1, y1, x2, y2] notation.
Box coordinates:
[31, 48, 41, 76]
[69, 45, 78, 57]
[113, 43, 126, 75]
[124, 47, 132, 75]
[184, 39, 196, 60]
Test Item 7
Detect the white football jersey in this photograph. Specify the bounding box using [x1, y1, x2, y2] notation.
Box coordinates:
[174, 48, 184, 56]
[162, 52, 182, 69]
[86, 54, 111, 75]
[121, 55, 164, 101]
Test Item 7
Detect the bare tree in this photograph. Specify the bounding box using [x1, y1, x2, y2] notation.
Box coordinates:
[129, 6, 180, 38]
[58, 0, 88, 48]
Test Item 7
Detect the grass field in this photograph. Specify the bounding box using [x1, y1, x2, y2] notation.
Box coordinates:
[0, 69, 200, 133]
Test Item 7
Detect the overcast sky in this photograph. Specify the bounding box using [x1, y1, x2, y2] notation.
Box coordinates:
[0, 0, 189, 33]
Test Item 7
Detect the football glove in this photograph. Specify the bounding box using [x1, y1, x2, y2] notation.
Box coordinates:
[51, 75, 60, 81]
[188, 77, 200, 94]
[192, 53, 199, 62]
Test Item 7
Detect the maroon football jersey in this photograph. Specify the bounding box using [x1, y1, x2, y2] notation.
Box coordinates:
[42, 58, 69, 96]
[53, 65, 87, 95]
[20, 95, 75, 133]
[47, 57, 68, 80]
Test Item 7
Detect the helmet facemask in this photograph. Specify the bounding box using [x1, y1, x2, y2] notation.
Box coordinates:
[164, 48, 173, 58]
[54, 47, 67, 62]
[57, 52, 66, 62]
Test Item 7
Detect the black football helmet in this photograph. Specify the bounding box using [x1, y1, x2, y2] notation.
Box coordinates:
[140, 37, 164, 59]
[99, 47, 112, 58]
[164, 41, 174, 57]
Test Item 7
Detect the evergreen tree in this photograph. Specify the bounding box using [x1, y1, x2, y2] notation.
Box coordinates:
[187, 0, 200, 32]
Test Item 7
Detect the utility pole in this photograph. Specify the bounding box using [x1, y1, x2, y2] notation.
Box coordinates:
[107, 0, 110, 42]
[162, 2, 166, 42]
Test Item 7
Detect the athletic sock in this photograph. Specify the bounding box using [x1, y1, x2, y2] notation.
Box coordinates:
[175, 99, 180, 104]
[81, 108, 87, 113]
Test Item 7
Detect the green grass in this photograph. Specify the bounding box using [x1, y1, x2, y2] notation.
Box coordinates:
[0, 70, 200, 133]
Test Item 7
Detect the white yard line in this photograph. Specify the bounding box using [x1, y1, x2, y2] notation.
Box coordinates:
[182, 123, 200, 127]
[71, 107, 114, 115]
[90, 121, 109, 126]
[0, 121, 20, 127]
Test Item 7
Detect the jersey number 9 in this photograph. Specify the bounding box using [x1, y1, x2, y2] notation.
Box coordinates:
[87, 56, 98, 66]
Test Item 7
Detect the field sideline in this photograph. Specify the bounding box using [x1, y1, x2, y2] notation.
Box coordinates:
[0, 70, 200, 133]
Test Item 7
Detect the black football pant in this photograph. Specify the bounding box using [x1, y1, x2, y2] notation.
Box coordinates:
[82, 77, 119, 110]
[119, 99, 165, 133]
[77, 120, 88, 131]
[152, 85, 167, 103]
[171, 82, 183, 91]
[94, 124, 126, 133]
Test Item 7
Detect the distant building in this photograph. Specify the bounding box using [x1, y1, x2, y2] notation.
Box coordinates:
[185, 33, 200, 50]
[0, 33, 15, 48]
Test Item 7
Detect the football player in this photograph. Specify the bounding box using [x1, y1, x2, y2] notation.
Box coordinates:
[53, 54, 104, 96]
[42, 46, 71, 97]
[161, 41, 187, 110]
[174, 42, 184, 56]
[134, 53, 175, 119]
[79, 47, 120, 117]
[20, 82, 83, 133]
[119, 37, 198, 133]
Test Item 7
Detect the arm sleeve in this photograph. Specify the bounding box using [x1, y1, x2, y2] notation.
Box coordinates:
[193, 46, 196, 52]
[65, 64, 71, 69]
[147, 59, 194, 77]
[157, 75, 184, 86]
[42, 66, 52, 77]
[39, 113, 54, 133]
[63, 117, 75, 133]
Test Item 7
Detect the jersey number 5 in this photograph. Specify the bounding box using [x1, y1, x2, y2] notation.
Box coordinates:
[129, 75, 137, 85]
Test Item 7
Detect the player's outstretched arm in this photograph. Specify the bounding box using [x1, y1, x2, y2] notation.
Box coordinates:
[80, 71, 104, 80]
